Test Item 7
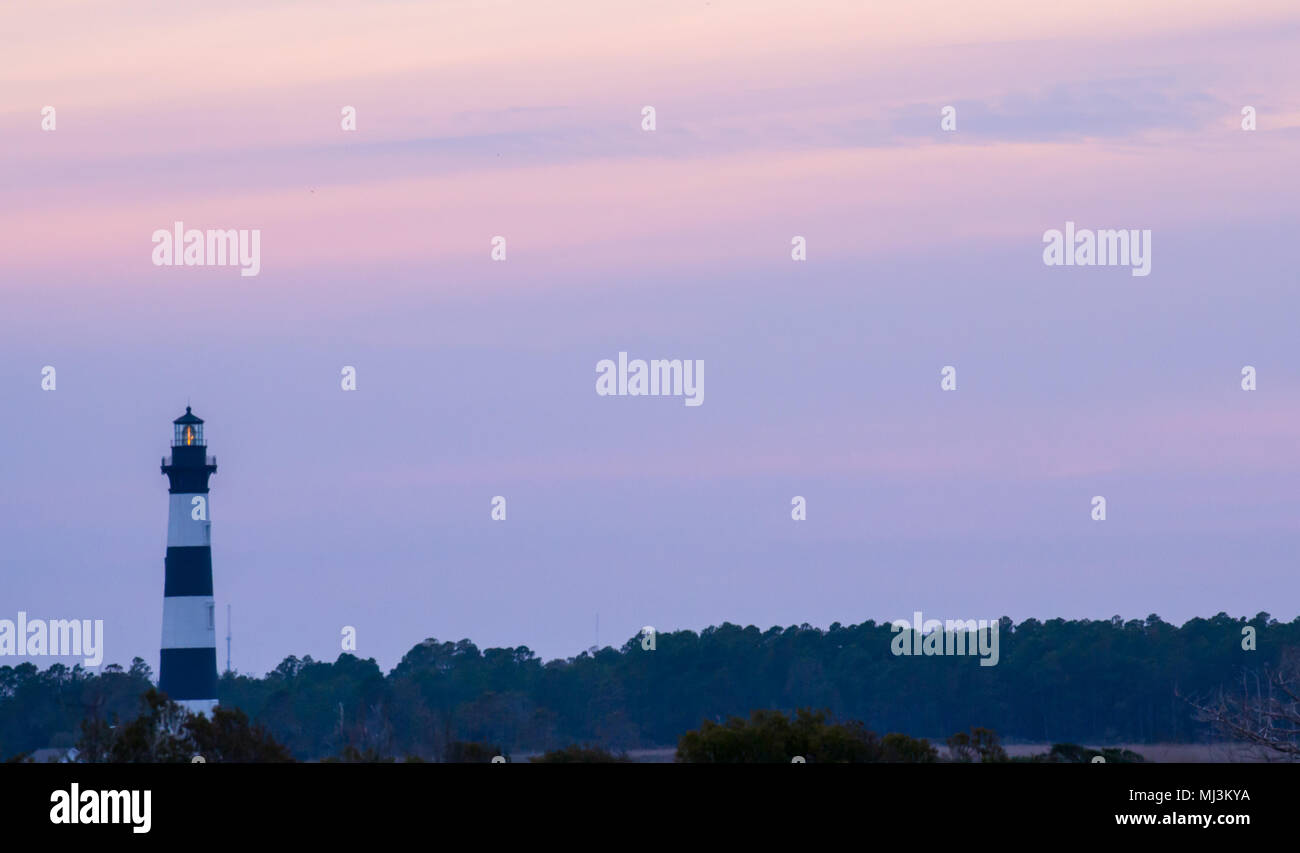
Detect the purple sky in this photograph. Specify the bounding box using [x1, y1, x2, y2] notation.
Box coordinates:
[2, 1, 1299, 677]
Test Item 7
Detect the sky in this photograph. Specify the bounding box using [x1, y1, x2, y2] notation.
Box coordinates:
[2, 0, 1299, 678]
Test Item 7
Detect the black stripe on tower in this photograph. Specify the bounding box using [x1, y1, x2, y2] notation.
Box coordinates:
[164, 547, 214, 596]
[162, 445, 217, 494]
[159, 648, 219, 700]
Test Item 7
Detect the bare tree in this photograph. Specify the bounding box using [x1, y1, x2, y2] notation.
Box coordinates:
[1181, 648, 1300, 761]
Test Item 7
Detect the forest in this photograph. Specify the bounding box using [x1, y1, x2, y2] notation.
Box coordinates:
[0, 612, 1290, 760]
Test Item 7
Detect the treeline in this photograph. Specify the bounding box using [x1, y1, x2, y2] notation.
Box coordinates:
[0, 613, 1290, 760]
[0, 658, 155, 757]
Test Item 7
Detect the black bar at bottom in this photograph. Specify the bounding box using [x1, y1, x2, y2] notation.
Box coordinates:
[1, 762, 1283, 840]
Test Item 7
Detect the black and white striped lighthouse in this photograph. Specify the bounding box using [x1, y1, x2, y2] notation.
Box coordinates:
[159, 407, 219, 716]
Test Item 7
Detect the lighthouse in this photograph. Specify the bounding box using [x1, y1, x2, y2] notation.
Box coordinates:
[159, 407, 219, 716]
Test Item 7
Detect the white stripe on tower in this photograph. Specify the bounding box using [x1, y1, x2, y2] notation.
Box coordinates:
[167, 494, 212, 547]
[160, 407, 219, 718]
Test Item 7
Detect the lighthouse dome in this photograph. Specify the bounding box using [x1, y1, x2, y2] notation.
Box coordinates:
[173, 406, 204, 425]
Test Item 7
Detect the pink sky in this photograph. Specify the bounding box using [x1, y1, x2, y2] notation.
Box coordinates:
[3, 1, 1300, 674]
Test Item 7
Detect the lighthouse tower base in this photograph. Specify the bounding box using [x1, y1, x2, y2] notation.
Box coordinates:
[177, 698, 218, 717]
